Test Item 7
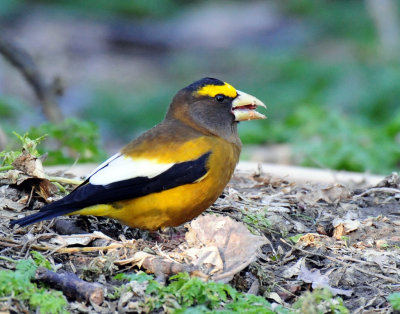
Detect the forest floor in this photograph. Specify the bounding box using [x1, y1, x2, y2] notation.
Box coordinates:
[0, 158, 399, 313]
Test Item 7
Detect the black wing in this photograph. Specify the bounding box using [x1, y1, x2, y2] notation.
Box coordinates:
[10, 151, 211, 227]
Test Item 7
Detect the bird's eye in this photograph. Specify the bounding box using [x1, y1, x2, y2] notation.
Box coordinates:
[215, 94, 225, 102]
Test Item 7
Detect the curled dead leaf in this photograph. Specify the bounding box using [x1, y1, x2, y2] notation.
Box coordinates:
[114, 215, 268, 283]
[297, 184, 351, 206]
[332, 219, 360, 240]
[297, 233, 330, 247]
[185, 215, 269, 282]
[298, 265, 353, 297]
[12, 150, 46, 179]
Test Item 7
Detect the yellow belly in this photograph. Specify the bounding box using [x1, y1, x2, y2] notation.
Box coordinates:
[73, 137, 240, 230]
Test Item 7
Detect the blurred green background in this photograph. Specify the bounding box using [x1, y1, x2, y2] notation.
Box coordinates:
[1, 0, 400, 174]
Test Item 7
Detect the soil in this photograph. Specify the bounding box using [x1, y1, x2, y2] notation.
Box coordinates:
[0, 166, 399, 313]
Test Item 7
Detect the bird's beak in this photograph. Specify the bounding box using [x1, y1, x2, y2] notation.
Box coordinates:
[231, 90, 267, 121]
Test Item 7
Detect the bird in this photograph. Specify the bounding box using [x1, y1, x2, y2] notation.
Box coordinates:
[10, 77, 266, 230]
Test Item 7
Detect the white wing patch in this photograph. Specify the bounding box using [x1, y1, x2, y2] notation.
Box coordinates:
[85, 153, 122, 180]
[89, 153, 175, 186]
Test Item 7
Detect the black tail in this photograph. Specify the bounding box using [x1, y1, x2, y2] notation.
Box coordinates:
[10, 181, 99, 228]
[10, 208, 70, 227]
[9, 201, 79, 227]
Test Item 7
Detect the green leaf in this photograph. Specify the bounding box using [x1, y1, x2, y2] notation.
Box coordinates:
[31, 251, 53, 270]
[16, 259, 38, 280]
[288, 234, 304, 243]
[114, 271, 153, 283]
[29, 288, 68, 314]
[388, 293, 400, 310]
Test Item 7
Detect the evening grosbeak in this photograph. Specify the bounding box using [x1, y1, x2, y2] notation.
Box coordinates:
[11, 78, 266, 230]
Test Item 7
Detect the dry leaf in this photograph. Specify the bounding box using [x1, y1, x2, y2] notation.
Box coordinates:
[185, 246, 223, 274]
[0, 198, 27, 212]
[297, 184, 351, 206]
[282, 258, 305, 278]
[298, 265, 353, 296]
[0, 169, 31, 185]
[49, 231, 113, 247]
[297, 233, 329, 247]
[12, 150, 46, 179]
[50, 235, 94, 246]
[185, 215, 268, 282]
[333, 224, 345, 240]
[332, 218, 360, 239]
[267, 292, 283, 304]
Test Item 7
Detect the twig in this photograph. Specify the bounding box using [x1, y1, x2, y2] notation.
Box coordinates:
[366, 0, 400, 60]
[0, 125, 7, 152]
[0, 35, 63, 123]
[30, 242, 136, 254]
[51, 181, 66, 193]
[0, 165, 14, 172]
[280, 238, 399, 284]
[48, 176, 82, 186]
[35, 267, 104, 304]
[0, 255, 17, 263]
[354, 187, 400, 198]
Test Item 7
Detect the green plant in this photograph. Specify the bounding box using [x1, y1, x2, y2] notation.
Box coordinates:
[0, 254, 68, 314]
[289, 234, 304, 244]
[0, 132, 45, 170]
[292, 288, 349, 314]
[31, 250, 54, 270]
[341, 236, 350, 248]
[388, 292, 400, 311]
[115, 272, 287, 313]
[241, 208, 272, 234]
[28, 118, 106, 165]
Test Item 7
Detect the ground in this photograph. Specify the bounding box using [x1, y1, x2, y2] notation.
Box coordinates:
[0, 162, 399, 313]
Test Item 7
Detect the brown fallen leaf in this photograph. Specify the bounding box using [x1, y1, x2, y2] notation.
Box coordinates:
[185, 245, 223, 274]
[333, 223, 345, 240]
[297, 233, 331, 247]
[50, 231, 114, 247]
[332, 219, 360, 240]
[298, 265, 353, 297]
[0, 198, 27, 212]
[1, 151, 58, 203]
[0, 169, 31, 185]
[184, 215, 269, 282]
[12, 149, 46, 178]
[114, 215, 268, 283]
[297, 184, 351, 206]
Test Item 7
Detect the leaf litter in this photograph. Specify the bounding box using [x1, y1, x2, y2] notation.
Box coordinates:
[0, 153, 399, 312]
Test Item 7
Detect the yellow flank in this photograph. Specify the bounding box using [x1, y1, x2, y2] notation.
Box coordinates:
[72, 136, 241, 230]
[69, 204, 115, 217]
[196, 82, 238, 98]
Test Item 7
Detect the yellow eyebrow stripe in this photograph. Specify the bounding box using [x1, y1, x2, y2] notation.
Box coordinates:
[196, 82, 238, 98]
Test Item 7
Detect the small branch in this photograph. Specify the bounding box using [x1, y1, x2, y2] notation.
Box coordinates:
[0, 125, 7, 151]
[353, 187, 400, 198]
[0, 35, 63, 123]
[35, 267, 104, 304]
[0, 255, 17, 263]
[366, 0, 400, 60]
[0, 165, 14, 172]
[48, 176, 83, 186]
[51, 181, 66, 193]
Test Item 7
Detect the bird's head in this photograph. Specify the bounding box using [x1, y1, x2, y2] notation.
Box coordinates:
[166, 78, 266, 141]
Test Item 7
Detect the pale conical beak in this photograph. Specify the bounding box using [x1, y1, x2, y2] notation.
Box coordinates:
[231, 90, 267, 121]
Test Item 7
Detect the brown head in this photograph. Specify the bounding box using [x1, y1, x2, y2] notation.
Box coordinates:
[165, 77, 266, 144]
